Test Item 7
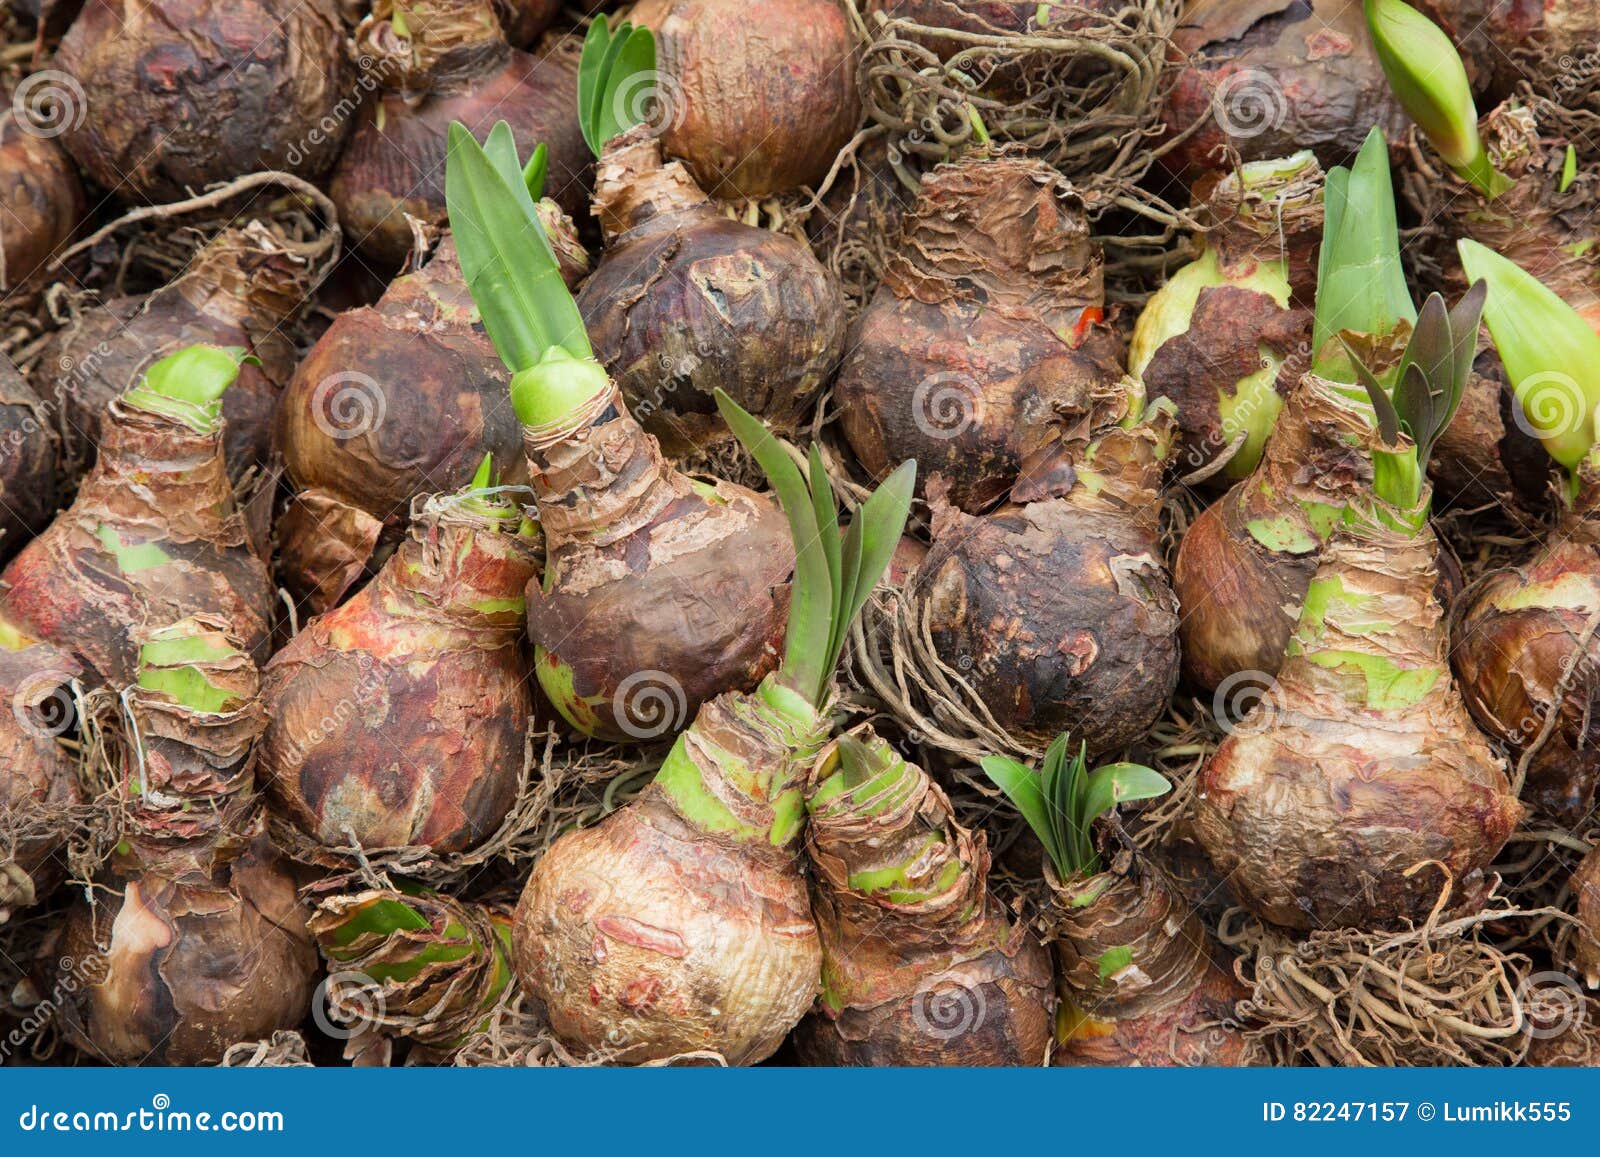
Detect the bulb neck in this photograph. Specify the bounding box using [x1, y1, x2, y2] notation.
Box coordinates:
[593, 128, 712, 245]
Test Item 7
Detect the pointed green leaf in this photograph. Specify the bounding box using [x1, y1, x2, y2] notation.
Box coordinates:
[836, 462, 915, 660]
[1396, 292, 1448, 443]
[1341, 337, 1402, 444]
[577, 18, 613, 156]
[979, 755, 1062, 875]
[1446, 279, 1488, 412]
[597, 28, 657, 148]
[809, 444, 843, 644]
[1080, 763, 1172, 832]
[522, 142, 549, 202]
[1561, 145, 1578, 194]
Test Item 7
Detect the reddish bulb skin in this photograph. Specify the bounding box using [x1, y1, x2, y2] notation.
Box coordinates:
[0, 359, 59, 564]
[0, 640, 80, 922]
[54, 0, 352, 202]
[0, 119, 84, 305]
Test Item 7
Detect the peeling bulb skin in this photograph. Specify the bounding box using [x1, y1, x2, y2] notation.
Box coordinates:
[522, 382, 792, 744]
[53, 0, 352, 202]
[58, 832, 318, 1066]
[0, 359, 59, 565]
[920, 399, 1179, 756]
[1574, 847, 1600, 989]
[0, 118, 85, 306]
[579, 131, 846, 455]
[513, 686, 829, 1064]
[1451, 467, 1600, 823]
[1047, 856, 1249, 1066]
[0, 396, 274, 687]
[260, 491, 541, 854]
[793, 730, 1053, 1066]
[1161, 0, 1410, 181]
[329, 3, 589, 270]
[835, 156, 1126, 513]
[49, 225, 315, 475]
[629, 0, 860, 199]
[1194, 516, 1521, 932]
[0, 635, 81, 924]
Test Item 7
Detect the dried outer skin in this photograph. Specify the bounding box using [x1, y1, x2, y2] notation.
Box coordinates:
[523, 386, 791, 742]
[1173, 374, 1375, 693]
[580, 132, 846, 455]
[836, 156, 1126, 512]
[1162, 0, 1410, 179]
[1143, 285, 1310, 486]
[630, 0, 860, 199]
[793, 733, 1052, 1066]
[261, 502, 539, 854]
[921, 405, 1179, 755]
[277, 237, 529, 541]
[117, 618, 268, 876]
[1574, 846, 1600, 988]
[0, 117, 84, 304]
[59, 828, 318, 1066]
[1047, 857, 1249, 1066]
[1418, 0, 1600, 101]
[49, 226, 312, 472]
[493, 0, 563, 45]
[0, 356, 60, 563]
[0, 638, 80, 922]
[1192, 155, 1325, 306]
[274, 488, 385, 616]
[0, 399, 274, 686]
[515, 684, 829, 1064]
[1451, 470, 1600, 823]
[1195, 517, 1523, 931]
[329, 28, 587, 269]
[311, 888, 513, 1048]
[54, 0, 352, 201]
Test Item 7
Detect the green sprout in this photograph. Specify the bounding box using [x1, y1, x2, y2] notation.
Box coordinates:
[577, 18, 658, 157]
[122, 345, 257, 433]
[1364, 0, 1510, 198]
[980, 735, 1170, 880]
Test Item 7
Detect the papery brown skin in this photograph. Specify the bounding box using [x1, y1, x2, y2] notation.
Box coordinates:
[630, 0, 860, 198]
[835, 155, 1126, 513]
[921, 407, 1179, 754]
[0, 115, 84, 305]
[0, 636, 80, 923]
[1451, 472, 1600, 823]
[492, 0, 561, 45]
[1195, 519, 1522, 931]
[274, 490, 386, 617]
[793, 734, 1053, 1066]
[1574, 846, 1600, 989]
[513, 688, 826, 1065]
[1161, 0, 1409, 180]
[1048, 856, 1249, 1066]
[279, 238, 526, 529]
[261, 498, 539, 854]
[0, 400, 274, 686]
[579, 131, 846, 455]
[54, 0, 352, 202]
[48, 225, 313, 472]
[58, 831, 318, 1066]
[524, 386, 792, 742]
[328, 7, 588, 270]
[0, 357, 59, 562]
[1174, 375, 1373, 693]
